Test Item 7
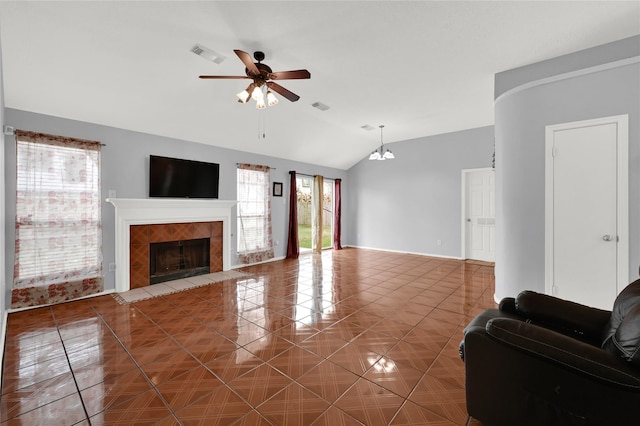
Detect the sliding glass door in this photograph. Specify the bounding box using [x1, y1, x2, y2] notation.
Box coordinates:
[296, 176, 333, 251]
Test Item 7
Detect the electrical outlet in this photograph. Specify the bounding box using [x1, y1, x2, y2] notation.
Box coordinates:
[108, 263, 116, 272]
[437, 239, 442, 246]
[108, 189, 117, 199]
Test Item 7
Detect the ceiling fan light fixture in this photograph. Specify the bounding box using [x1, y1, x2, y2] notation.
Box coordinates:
[200, 50, 310, 107]
[251, 85, 264, 101]
[383, 150, 395, 159]
[256, 97, 266, 109]
[236, 89, 250, 103]
[369, 151, 381, 161]
[266, 90, 279, 106]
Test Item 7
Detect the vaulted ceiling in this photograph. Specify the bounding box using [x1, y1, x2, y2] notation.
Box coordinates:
[1, 1, 638, 169]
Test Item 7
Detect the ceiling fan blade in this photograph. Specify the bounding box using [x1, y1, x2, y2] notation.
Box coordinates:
[266, 82, 300, 102]
[234, 49, 260, 76]
[199, 75, 250, 79]
[268, 69, 311, 80]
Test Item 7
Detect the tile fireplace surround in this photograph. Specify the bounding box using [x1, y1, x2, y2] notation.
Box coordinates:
[131, 221, 222, 289]
[107, 198, 237, 293]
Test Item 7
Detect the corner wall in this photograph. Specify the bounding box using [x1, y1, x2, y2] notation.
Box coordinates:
[494, 36, 640, 300]
[346, 126, 494, 258]
[0, 25, 7, 382]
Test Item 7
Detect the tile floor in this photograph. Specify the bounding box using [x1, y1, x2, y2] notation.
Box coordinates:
[1, 248, 492, 425]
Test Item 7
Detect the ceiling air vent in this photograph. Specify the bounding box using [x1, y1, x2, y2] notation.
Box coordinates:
[191, 44, 226, 64]
[311, 102, 330, 111]
[361, 124, 375, 131]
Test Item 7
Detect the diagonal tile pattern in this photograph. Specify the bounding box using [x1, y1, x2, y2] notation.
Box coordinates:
[227, 363, 293, 406]
[1, 248, 493, 425]
[257, 381, 331, 425]
[334, 377, 406, 425]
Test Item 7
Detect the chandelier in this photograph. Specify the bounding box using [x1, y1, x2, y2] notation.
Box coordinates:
[369, 125, 395, 160]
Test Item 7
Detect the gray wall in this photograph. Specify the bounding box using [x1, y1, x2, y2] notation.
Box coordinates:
[346, 126, 494, 257]
[3, 109, 347, 305]
[495, 36, 640, 300]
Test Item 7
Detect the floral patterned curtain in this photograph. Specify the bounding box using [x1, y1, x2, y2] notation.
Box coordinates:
[12, 130, 103, 308]
[236, 163, 274, 264]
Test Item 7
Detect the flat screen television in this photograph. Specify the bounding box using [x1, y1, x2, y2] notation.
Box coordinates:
[149, 155, 219, 199]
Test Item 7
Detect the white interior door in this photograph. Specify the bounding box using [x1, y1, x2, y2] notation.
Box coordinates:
[462, 168, 495, 262]
[545, 115, 628, 310]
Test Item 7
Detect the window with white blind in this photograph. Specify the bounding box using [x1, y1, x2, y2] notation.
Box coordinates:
[12, 130, 103, 308]
[236, 164, 274, 265]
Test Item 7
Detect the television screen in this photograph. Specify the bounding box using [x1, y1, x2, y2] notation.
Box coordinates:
[149, 155, 219, 199]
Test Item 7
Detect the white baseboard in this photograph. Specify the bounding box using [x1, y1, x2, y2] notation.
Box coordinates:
[347, 245, 464, 260]
[231, 255, 286, 270]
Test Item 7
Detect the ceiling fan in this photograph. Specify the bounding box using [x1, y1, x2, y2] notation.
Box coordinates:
[199, 50, 311, 108]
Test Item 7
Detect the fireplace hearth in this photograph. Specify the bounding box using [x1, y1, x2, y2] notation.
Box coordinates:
[150, 238, 210, 284]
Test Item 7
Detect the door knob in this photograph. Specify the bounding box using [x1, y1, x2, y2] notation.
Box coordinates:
[602, 235, 614, 242]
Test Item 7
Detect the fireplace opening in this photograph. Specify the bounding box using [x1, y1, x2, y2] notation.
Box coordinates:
[149, 238, 210, 284]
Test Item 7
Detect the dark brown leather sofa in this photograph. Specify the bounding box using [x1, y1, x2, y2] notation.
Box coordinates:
[460, 279, 640, 426]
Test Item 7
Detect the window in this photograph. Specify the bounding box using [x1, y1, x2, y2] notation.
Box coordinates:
[236, 163, 274, 265]
[12, 130, 103, 308]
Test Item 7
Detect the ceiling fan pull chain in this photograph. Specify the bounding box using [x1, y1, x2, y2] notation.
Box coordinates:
[257, 113, 267, 140]
[257, 118, 261, 140]
[262, 113, 267, 139]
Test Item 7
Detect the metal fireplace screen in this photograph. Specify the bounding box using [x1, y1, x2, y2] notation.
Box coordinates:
[149, 238, 210, 284]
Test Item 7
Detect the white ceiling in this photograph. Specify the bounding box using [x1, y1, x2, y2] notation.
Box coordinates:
[1, 1, 638, 170]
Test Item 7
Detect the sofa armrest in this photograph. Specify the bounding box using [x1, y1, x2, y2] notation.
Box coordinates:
[498, 297, 518, 315]
[460, 306, 537, 362]
[486, 318, 640, 389]
[516, 291, 611, 344]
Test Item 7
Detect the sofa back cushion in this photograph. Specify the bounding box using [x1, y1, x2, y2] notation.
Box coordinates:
[602, 279, 640, 365]
[515, 290, 610, 345]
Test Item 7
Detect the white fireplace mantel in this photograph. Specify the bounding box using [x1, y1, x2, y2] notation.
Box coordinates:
[107, 198, 237, 292]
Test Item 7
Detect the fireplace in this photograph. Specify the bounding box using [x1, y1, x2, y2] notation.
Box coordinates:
[150, 237, 211, 284]
[107, 198, 237, 292]
[129, 221, 223, 289]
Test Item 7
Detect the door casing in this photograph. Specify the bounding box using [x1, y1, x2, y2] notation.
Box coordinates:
[461, 167, 496, 262]
[545, 115, 629, 306]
